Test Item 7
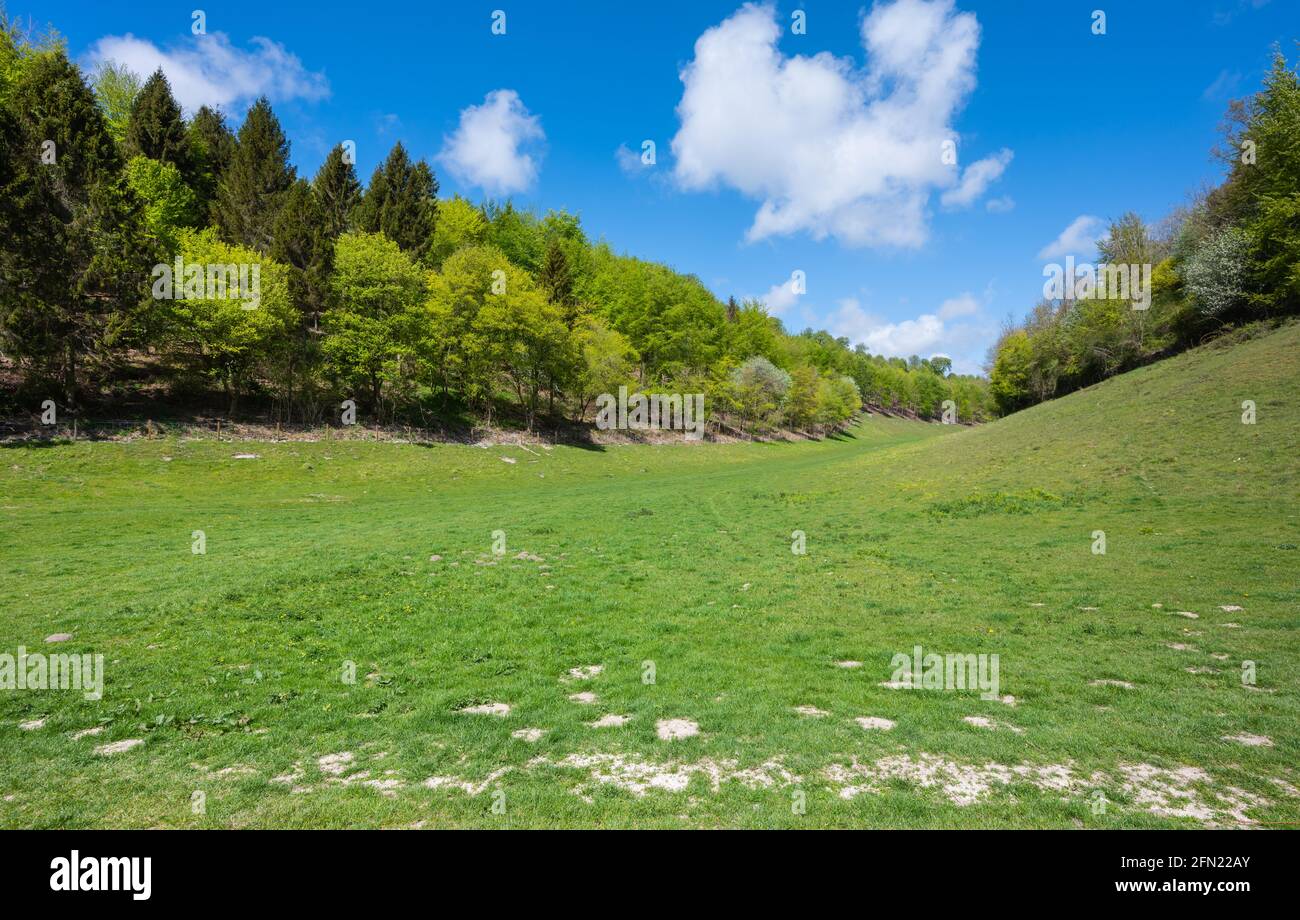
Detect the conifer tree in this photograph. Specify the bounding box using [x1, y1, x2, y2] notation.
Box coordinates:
[539, 238, 575, 310]
[353, 141, 438, 258]
[213, 96, 295, 252]
[185, 105, 235, 219]
[125, 68, 187, 165]
[0, 50, 155, 403]
[272, 179, 334, 331]
[313, 143, 361, 238]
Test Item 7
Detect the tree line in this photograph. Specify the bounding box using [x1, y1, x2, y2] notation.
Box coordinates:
[0, 16, 995, 436]
[989, 49, 1300, 415]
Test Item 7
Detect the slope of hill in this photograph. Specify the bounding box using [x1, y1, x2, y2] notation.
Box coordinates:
[0, 324, 1295, 828]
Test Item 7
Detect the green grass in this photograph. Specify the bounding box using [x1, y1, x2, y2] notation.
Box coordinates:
[1, 323, 1297, 828]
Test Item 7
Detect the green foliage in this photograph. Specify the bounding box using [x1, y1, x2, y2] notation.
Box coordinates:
[0, 47, 153, 402]
[124, 155, 196, 252]
[185, 105, 235, 221]
[321, 231, 428, 414]
[90, 60, 140, 147]
[213, 97, 295, 252]
[991, 47, 1300, 418]
[156, 229, 294, 408]
[312, 143, 361, 239]
[353, 142, 438, 260]
[426, 195, 487, 269]
[125, 68, 187, 166]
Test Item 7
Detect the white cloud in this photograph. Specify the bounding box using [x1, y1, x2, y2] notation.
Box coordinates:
[940, 148, 1012, 208]
[670, 0, 996, 248]
[1037, 215, 1105, 260]
[985, 195, 1015, 213]
[440, 90, 544, 195]
[615, 143, 651, 177]
[760, 276, 804, 314]
[829, 290, 990, 373]
[85, 32, 328, 114]
[937, 293, 978, 320]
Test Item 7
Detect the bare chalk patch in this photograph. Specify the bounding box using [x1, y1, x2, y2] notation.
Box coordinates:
[512, 728, 546, 742]
[824, 754, 1077, 807]
[71, 726, 104, 740]
[834, 660, 863, 669]
[423, 767, 511, 797]
[563, 664, 604, 682]
[656, 718, 699, 741]
[587, 714, 631, 728]
[568, 691, 598, 705]
[44, 633, 72, 643]
[18, 718, 44, 731]
[1109, 763, 1267, 827]
[534, 752, 799, 798]
[1219, 605, 1244, 612]
[793, 705, 829, 717]
[94, 739, 144, 756]
[1222, 733, 1272, 747]
[458, 702, 511, 717]
[1089, 679, 1135, 689]
[855, 716, 895, 731]
[1171, 611, 1199, 619]
[962, 715, 1024, 734]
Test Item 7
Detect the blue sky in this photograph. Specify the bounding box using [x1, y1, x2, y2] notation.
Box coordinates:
[20, 0, 1296, 373]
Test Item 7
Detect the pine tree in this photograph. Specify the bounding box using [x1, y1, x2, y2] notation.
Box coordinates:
[125, 68, 187, 165]
[726, 296, 739, 323]
[213, 96, 295, 252]
[185, 105, 235, 220]
[539, 238, 575, 310]
[313, 143, 361, 238]
[353, 141, 438, 258]
[0, 50, 156, 404]
[271, 179, 334, 331]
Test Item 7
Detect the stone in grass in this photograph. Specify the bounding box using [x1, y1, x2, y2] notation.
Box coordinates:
[44, 633, 73, 643]
[656, 718, 699, 741]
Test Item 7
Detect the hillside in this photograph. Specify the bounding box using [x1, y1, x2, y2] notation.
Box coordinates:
[0, 324, 1295, 828]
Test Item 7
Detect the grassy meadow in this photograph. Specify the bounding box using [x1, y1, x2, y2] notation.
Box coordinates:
[1, 323, 1297, 828]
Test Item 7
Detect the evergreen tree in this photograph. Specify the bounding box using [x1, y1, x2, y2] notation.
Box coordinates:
[539, 238, 575, 311]
[185, 105, 235, 220]
[125, 68, 187, 165]
[726, 296, 739, 323]
[353, 141, 438, 258]
[213, 96, 295, 252]
[0, 50, 156, 403]
[271, 179, 334, 333]
[313, 143, 361, 238]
